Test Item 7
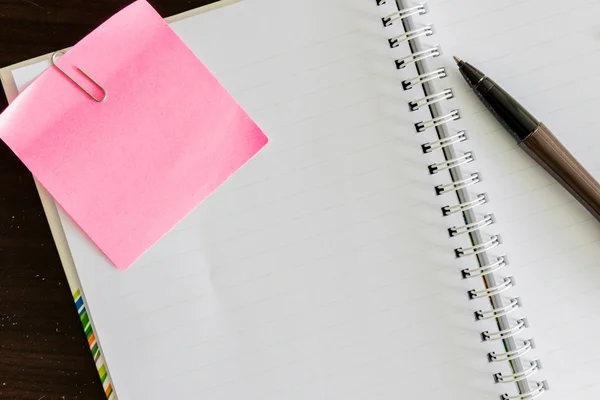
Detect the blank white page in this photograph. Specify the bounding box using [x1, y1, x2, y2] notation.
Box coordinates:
[11, 0, 512, 399]
[420, 0, 600, 397]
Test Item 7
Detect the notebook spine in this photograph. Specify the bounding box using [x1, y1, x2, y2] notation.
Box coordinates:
[375, 1, 549, 399]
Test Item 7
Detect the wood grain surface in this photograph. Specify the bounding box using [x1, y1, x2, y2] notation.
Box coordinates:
[0, 1, 215, 398]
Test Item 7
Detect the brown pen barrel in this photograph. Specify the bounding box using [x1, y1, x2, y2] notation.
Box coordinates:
[520, 124, 600, 221]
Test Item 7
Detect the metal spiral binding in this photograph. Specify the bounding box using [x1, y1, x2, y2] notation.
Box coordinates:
[381, 4, 427, 27]
[375, 1, 548, 398]
[488, 339, 535, 362]
[448, 213, 494, 237]
[468, 276, 513, 299]
[428, 151, 474, 175]
[461, 255, 506, 278]
[396, 47, 440, 69]
[435, 172, 480, 195]
[415, 109, 460, 132]
[411, 89, 453, 111]
[495, 360, 541, 383]
[401, 68, 446, 90]
[475, 297, 520, 320]
[455, 234, 501, 258]
[389, 25, 434, 47]
[481, 318, 528, 342]
[501, 382, 548, 400]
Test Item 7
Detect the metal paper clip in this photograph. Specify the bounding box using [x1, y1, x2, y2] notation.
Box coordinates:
[51, 50, 106, 102]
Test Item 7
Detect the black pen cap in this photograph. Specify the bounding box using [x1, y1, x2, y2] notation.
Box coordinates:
[454, 57, 486, 88]
[455, 57, 540, 143]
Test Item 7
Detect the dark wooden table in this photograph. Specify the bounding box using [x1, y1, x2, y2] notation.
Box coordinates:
[0, 1, 213, 398]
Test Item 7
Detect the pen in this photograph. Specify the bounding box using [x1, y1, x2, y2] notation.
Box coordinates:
[454, 56, 600, 223]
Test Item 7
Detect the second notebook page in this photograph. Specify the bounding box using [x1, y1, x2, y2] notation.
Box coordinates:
[424, 0, 600, 397]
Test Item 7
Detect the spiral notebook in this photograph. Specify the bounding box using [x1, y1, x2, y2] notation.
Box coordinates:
[3, 0, 600, 399]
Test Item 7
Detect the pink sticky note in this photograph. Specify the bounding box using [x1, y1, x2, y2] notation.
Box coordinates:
[0, 0, 268, 270]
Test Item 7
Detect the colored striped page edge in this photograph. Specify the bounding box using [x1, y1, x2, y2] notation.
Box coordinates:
[73, 289, 115, 399]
